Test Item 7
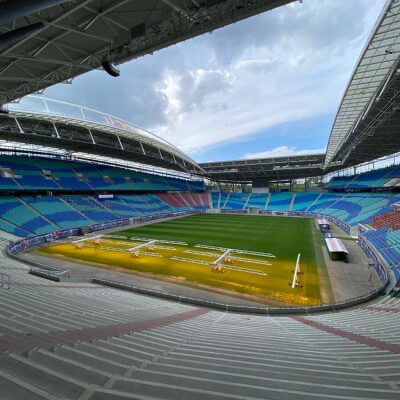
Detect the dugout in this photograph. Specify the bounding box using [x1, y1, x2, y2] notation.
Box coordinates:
[317, 219, 330, 233]
[325, 238, 348, 262]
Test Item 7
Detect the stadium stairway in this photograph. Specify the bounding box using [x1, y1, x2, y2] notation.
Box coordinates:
[305, 192, 323, 211]
[1, 235, 400, 399]
[264, 192, 271, 210]
[288, 192, 296, 211]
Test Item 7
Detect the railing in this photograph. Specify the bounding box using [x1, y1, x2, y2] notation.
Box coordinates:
[92, 277, 386, 315]
[0, 272, 10, 289]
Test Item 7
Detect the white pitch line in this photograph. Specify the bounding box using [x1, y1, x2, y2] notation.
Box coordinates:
[80, 244, 162, 257]
[229, 256, 271, 266]
[194, 244, 275, 258]
[184, 249, 221, 257]
[139, 252, 163, 257]
[170, 256, 267, 276]
[154, 245, 176, 251]
[104, 235, 127, 240]
[128, 237, 188, 246]
[221, 264, 268, 276]
[171, 256, 210, 266]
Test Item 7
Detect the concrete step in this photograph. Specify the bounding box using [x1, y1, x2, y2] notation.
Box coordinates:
[146, 361, 383, 388]
[0, 322, 23, 336]
[109, 336, 168, 353]
[121, 369, 399, 400]
[112, 377, 253, 400]
[0, 316, 44, 334]
[0, 353, 87, 399]
[29, 349, 110, 386]
[74, 342, 144, 367]
[136, 330, 187, 344]
[159, 356, 371, 381]
[167, 349, 353, 372]
[91, 388, 160, 400]
[176, 343, 341, 363]
[54, 345, 129, 375]
[0, 369, 59, 400]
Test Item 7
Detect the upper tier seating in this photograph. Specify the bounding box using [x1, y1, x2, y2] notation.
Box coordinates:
[224, 193, 250, 209]
[189, 180, 205, 191]
[23, 196, 92, 229]
[165, 177, 190, 191]
[0, 155, 202, 192]
[33, 158, 92, 190]
[327, 164, 400, 190]
[266, 192, 293, 211]
[348, 169, 393, 189]
[0, 156, 60, 190]
[326, 175, 355, 189]
[0, 176, 20, 190]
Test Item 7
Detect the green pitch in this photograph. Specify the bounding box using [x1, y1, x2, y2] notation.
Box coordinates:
[39, 214, 330, 306]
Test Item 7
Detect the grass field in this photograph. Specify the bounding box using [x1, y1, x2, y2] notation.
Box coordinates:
[38, 214, 330, 306]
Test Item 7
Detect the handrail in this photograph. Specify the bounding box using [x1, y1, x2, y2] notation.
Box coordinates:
[92, 277, 386, 315]
[0, 272, 10, 289]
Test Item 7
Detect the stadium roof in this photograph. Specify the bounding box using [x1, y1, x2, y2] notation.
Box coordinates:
[2, 0, 400, 183]
[0, 0, 295, 105]
[0, 96, 203, 174]
[325, 0, 400, 169]
[199, 153, 325, 182]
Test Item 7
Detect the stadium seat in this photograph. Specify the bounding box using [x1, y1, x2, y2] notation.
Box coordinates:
[62, 195, 118, 223]
[266, 192, 293, 211]
[23, 196, 92, 229]
[224, 193, 250, 210]
[0, 197, 57, 235]
[245, 193, 269, 210]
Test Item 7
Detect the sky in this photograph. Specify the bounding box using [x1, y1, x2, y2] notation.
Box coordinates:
[42, 0, 386, 163]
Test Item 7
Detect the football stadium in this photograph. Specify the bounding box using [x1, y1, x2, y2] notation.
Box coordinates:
[0, 0, 400, 399]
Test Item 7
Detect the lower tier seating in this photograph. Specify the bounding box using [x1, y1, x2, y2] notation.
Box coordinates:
[224, 193, 250, 209]
[62, 195, 119, 223]
[364, 228, 400, 282]
[0, 236, 400, 400]
[0, 197, 57, 235]
[23, 196, 92, 229]
[370, 209, 400, 230]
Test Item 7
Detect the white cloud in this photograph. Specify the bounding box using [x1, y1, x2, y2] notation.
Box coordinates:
[149, 0, 386, 154]
[44, 0, 387, 157]
[244, 146, 326, 159]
